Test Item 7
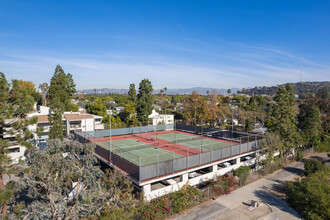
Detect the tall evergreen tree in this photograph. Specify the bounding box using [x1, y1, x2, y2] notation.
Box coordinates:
[128, 83, 137, 104]
[0, 73, 37, 216]
[49, 97, 65, 140]
[136, 79, 154, 123]
[48, 65, 76, 110]
[48, 65, 76, 139]
[266, 84, 300, 157]
[298, 106, 322, 147]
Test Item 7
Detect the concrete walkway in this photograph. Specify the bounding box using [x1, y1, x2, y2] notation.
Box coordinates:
[172, 157, 315, 220]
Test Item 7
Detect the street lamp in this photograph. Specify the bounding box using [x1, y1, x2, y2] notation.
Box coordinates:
[192, 99, 197, 126]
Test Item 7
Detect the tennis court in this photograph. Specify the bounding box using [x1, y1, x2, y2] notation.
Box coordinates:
[154, 132, 235, 151]
[97, 138, 183, 166]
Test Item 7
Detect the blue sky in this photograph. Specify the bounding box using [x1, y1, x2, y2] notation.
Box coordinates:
[0, 0, 329, 90]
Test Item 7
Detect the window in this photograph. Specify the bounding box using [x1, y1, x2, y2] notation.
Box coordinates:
[8, 147, 20, 153]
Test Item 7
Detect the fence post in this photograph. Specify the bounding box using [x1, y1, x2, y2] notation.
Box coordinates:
[220, 145, 222, 159]
[239, 137, 241, 154]
[172, 151, 174, 173]
[186, 149, 188, 170]
[211, 144, 213, 162]
[199, 145, 201, 166]
[157, 154, 159, 177]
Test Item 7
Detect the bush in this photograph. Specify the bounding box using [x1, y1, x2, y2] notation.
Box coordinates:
[303, 159, 324, 176]
[315, 137, 330, 152]
[138, 197, 172, 220]
[287, 169, 330, 220]
[234, 166, 251, 186]
[170, 185, 202, 213]
[296, 149, 303, 161]
[211, 174, 237, 195]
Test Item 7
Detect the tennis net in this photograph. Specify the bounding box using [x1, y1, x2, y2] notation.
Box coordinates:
[173, 136, 201, 144]
[132, 133, 157, 142]
[112, 141, 159, 154]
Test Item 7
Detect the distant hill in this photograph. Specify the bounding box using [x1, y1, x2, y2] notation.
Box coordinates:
[78, 87, 240, 95]
[77, 88, 129, 94]
[245, 81, 329, 96]
[153, 87, 240, 95]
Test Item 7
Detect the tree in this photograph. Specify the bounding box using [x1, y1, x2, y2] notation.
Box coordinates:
[183, 91, 208, 125]
[245, 118, 252, 132]
[206, 90, 220, 126]
[39, 82, 49, 105]
[99, 169, 138, 219]
[119, 101, 139, 126]
[164, 87, 168, 114]
[298, 106, 322, 147]
[128, 83, 137, 104]
[287, 169, 330, 220]
[242, 88, 246, 94]
[86, 97, 107, 116]
[49, 97, 65, 140]
[16, 80, 41, 104]
[136, 79, 154, 123]
[13, 140, 105, 219]
[227, 89, 231, 95]
[48, 65, 76, 111]
[260, 132, 284, 173]
[266, 84, 300, 158]
[48, 65, 76, 139]
[0, 73, 37, 216]
[66, 103, 79, 112]
[234, 166, 251, 186]
[316, 87, 329, 99]
[103, 115, 124, 129]
[303, 159, 324, 176]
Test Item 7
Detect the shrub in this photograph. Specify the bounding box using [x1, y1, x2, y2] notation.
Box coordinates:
[139, 197, 172, 220]
[211, 174, 237, 196]
[303, 159, 324, 176]
[287, 169, 330, 220]
[296, 149, 303, 161]
[234, 166, 251, 186]
[315, 137, 330, 152]
[170, 185, 202, 213]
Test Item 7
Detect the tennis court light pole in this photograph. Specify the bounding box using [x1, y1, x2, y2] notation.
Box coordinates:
[231, 106, 234, 135]
[192, 99, 197, 126]
[109, 105, 112, 164]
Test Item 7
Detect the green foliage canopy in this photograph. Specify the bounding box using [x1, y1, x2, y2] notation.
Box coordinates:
[137, 79, 154, 123]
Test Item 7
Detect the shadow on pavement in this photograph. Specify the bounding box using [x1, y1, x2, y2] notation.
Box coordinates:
[254, 189, 301, 218]
[282, 166, 303, 176]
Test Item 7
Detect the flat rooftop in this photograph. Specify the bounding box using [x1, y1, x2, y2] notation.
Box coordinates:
[75, 124, 262, 183]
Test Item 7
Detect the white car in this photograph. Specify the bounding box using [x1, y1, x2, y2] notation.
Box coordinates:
[222, 162, 231, 167]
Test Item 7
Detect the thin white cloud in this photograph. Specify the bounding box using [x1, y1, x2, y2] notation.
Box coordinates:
[0, 41, 329, 90]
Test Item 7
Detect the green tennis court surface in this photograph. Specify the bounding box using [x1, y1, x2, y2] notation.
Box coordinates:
[98, 138, 183, 166]
[154, 133, 232, 151]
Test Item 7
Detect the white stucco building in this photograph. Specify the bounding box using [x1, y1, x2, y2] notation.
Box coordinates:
[5, 104, 104, 163]
[149, 110, 174, 125]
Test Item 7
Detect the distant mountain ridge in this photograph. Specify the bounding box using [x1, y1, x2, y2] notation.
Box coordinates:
[77, 87, 241, 95]
[77, 81, 329, 96]
[245, 81, 329, 96]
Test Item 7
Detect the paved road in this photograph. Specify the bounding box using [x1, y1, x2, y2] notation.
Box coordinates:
[172, 157, 320, 220]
